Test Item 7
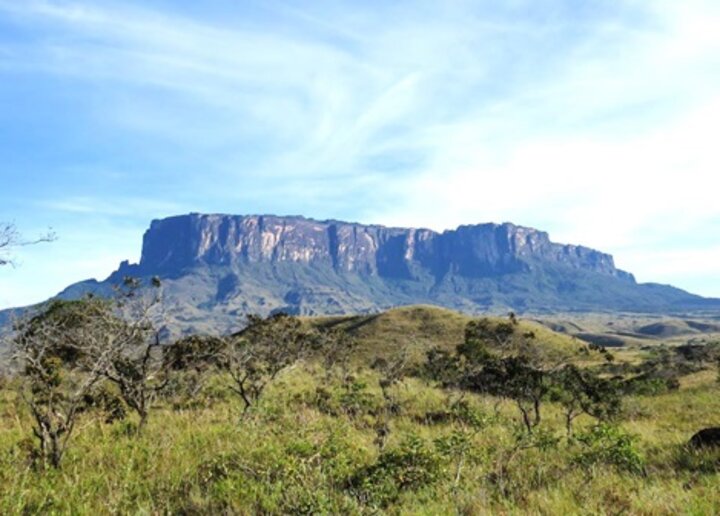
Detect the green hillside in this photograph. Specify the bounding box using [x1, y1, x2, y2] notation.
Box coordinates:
[309, 304, 585, 363]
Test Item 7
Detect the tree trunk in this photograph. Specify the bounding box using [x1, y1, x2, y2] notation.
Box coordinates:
[49, 434, 62, 469]
[137, 410, 149, 433]
[533, 398, 541, 428]
[517, 401, 533, 434]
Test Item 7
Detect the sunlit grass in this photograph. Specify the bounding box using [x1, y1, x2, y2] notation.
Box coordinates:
[0, 359, 718, 514]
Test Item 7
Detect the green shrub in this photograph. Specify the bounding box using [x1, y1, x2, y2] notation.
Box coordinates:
[347, 434, 443, 508]
[572, 424, 646, 475]
[313, 379, 379, 419]
[83, 383, 128, 424]
[623, 375, 680, 396]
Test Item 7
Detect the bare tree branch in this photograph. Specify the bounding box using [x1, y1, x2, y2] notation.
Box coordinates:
[0, 222, 56, 266]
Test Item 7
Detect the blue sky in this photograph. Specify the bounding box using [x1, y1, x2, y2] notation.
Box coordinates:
[1, 0, 719, 308]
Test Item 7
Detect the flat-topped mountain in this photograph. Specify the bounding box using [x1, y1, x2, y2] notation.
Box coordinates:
[133, 214, 632, 281]
[32, 213, 720, 334]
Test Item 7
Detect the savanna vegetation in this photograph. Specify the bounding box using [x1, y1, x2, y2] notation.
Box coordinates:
[0, 281, 719, 514]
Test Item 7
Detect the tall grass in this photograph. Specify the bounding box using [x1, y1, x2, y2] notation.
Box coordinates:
[0, 361, 718, 514]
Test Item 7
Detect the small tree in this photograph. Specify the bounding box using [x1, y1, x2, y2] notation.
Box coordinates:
[423, 347, 461, 387]
[308, 326, 369, 417]
[495, 356, 549, 433]
[459, 319, 551, 433]
[491, 424, 560, 496]
[551, 364, 622, 436]
[434, 401, 490, 489]
[11, 276, 171, 463]
[12, 299, 114, 468]
[428, 317, 572, 434]
[219, 313, 308, 414]
[98, 277, 169, 433]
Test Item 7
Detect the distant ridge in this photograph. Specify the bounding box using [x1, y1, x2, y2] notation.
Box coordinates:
[9, 213, 720, 335]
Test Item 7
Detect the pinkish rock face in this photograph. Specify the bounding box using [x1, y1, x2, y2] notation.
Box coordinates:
[138, 214, 633, 282]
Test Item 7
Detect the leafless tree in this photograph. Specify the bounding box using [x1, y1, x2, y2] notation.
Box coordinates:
[0, 222, 55, 266]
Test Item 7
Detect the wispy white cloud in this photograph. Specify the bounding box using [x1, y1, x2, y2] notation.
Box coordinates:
[37, 196, 190, 217]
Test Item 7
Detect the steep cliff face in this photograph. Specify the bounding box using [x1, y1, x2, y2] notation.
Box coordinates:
[137, 214, 634, 282]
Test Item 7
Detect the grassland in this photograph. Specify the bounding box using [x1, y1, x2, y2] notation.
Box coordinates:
[308, 305, 582, 363]
[0, 306, 718, 515]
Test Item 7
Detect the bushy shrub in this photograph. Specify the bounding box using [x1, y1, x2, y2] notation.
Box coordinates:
[487, 424, 561, 499]
[622, 374, 680, 396]
[313, 379, 379, 419]
[421, 399, 490, 428]
[196, 451, 246, 488]
[347, 434, 443, 508]
[82, 383, 128, 424]
[572, 424, 645, 475]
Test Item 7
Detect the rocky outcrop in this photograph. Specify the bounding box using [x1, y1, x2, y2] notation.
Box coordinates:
[136, 213, 635, 282]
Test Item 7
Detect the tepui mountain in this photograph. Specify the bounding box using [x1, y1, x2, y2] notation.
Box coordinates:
[11, 213, 720, 335]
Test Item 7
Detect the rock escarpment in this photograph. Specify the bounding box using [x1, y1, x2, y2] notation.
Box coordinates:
[134, 214, 635, 282]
